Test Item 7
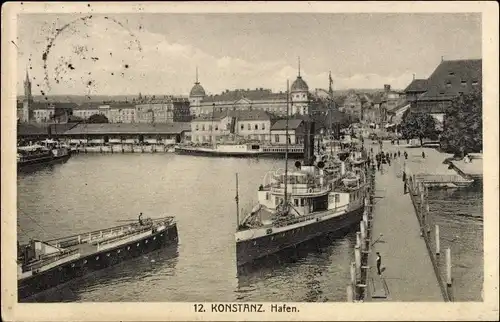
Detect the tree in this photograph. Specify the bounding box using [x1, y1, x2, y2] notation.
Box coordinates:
[400, 111, 438, 146]
[67, 115, 84, 123]
[87, 113, 109, 123]
[440, 91, 482, 156]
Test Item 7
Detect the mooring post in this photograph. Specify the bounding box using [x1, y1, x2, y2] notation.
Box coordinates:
[446, 248, 452, 286]
[356, 231, 361, 248]
[435, 225, 440, 255]
[360, 222, 366, 251]
[347, 285, 353, 302]
[355, 246, 361, 281]
[350, 261, 356, 288]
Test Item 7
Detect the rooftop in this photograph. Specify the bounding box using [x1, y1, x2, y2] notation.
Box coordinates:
[63, 122, 191, 135]
[417, 59, 482, 101]
[201, 88, 287, 103]
[404, 79, 429, 93]
[271, 119, 304, 131]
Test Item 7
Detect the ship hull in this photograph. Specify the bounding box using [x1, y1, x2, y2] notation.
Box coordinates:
[17, 153, 71, 172]
[236, 206, 364, 266]
[175, 147, 303, 159]
[18, 224, 178, 301]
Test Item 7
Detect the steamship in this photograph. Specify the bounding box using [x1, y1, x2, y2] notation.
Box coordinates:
[234, 82, 367, 266]
[17, 215, 178, 300]
[17, 140, 71, 171]
[175, 143, 304, 159]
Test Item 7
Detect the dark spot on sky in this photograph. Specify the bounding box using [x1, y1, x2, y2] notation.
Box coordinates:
[91, 57, 99, 62]
[124, 64, 129, 69]
[109, 52, 113, 56]
[67, 63, 75, 70]
[36, 84, 40, 87]
[87, 81, 92, 86]
[111, 72, 114, 76]
[42, 53, 47, 61]
[87, 4, 90, 7]
[29, 66, 32, 70]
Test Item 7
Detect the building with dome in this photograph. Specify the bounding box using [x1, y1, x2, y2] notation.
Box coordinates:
[290, 58, 310, 115]
[188, 67, 207, 115]
[189, 60, 311, 118]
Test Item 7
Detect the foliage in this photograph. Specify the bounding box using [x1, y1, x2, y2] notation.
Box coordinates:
[440, 90, 482, 155]
[87, 113, 109, 123]
[67, 115, 84, 123]
[400, 110, 438, 146]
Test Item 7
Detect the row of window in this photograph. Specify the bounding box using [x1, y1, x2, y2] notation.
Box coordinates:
[445, 80, 479, 87]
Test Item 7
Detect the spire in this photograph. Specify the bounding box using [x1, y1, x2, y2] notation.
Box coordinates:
[413, 73, 415, 80]
[195, 66, 199, 84]
[298, 56, 301, 77]
[25, 68, 30, 83]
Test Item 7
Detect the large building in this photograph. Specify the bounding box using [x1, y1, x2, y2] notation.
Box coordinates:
[190, 109, 273, 144]
[405, 58, 482, 126]
[188, 61, 312, 117]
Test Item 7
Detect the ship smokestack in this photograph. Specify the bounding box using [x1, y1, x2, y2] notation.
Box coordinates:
[303, 120, 315, 166]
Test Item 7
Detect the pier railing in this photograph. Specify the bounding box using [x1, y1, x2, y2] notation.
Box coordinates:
[407, 177, 453, 302]
[346, 163, 374, 302]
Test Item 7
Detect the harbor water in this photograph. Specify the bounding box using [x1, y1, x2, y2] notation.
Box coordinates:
[17, 152, 483, 302]
[17, 154, 357, 302]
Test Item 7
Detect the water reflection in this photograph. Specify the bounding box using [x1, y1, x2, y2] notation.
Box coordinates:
[22, 244, 179, 303]
[236, 226, 357, 302]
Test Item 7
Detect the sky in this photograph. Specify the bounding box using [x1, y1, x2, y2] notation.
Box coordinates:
[16, 12, 482, 97]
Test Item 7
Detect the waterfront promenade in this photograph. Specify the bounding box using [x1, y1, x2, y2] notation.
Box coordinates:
[366, 144, 444, 301]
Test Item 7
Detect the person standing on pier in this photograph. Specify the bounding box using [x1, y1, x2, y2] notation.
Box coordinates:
[422, 151, 426, 159]
[404, 151, 408, 160]
[398, 150, 401, 158]
[376, 252, 382, 275]
[403, 170, 407, 194]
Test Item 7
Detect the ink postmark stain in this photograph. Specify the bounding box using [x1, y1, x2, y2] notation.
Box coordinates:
[40, 15, 143, 96]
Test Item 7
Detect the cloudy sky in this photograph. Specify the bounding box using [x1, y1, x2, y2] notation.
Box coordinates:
[16, 12, 481, 96]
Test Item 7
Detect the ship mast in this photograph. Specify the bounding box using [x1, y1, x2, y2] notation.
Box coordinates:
[235, 173, 240, 230]
[284, 80, 290, 211]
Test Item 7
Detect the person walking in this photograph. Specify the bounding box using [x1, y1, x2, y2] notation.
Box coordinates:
[422, 151, 426, 159]
[376, 252, 382, 275]
[404, 151, 408, 160]
[398, 150, 401, 158]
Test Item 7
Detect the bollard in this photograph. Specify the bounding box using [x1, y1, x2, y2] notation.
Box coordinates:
[435, 225, 440, 255]
[354, 246, 361, 281]
[356, 232, 361, 248]
[446, 248, 452, 286]
[350, 261, 356, 287]
[360, 222, 366, 250]
[347, 285, 353, 302]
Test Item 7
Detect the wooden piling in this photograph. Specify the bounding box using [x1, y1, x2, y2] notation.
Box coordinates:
[435, 225, 440, 255]
[346, 285, 353, 302]
[354, 246, 361, 280]
[350, 262, 356, 288]
[446, 248, 452, 286]
[356, 231, 361, 248]
[360, 222, 366, 250]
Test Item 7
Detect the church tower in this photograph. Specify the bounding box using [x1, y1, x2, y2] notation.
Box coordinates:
[22, 69, 33, 123]
[189, 67, 206, 116]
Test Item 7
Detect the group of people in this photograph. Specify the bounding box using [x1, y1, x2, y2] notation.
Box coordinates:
[368, 148, 409, 172]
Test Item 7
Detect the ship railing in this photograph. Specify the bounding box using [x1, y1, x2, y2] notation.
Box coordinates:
[45, 217, 175, 249]
[96, 226, 154, 247]
[273, 208, 337, 228]
[23, 248, 79, 272]
[270, 184, 330, 195]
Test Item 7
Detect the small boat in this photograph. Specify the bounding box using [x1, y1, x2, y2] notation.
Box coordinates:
[17, 215, 178, 300]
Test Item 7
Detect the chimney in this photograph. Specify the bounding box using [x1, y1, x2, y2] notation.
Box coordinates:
[303, 120, 315, 166]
